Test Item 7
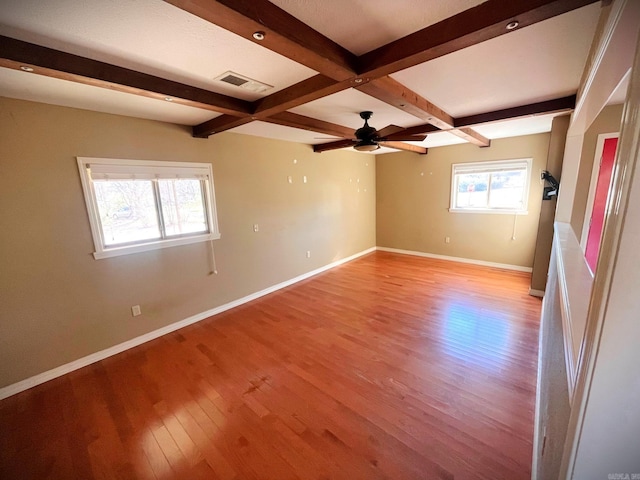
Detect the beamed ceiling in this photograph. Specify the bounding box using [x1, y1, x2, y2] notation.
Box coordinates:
[0, 0, 608, 154]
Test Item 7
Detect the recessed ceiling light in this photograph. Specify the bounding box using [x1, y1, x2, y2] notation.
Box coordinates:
[506, 21, 519, 30]
[354, 78, 363, 84]
[164, 97, 173, 102]
[20, 66, 34, 72]
[252, 31, 265, 41]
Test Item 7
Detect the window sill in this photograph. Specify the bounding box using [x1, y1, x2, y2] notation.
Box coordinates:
[448, 208, 528, 215]
[93, 232, 221, 259]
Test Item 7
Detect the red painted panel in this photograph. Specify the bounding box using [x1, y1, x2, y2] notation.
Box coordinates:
[585, 137, 618, 273]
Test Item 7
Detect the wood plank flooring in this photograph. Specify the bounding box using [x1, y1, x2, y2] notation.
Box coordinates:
[0, 251, 541, 480]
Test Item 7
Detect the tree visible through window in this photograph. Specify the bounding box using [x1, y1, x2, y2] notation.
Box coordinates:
[450, 159, 531, 214]
[77, 158, 220, 259]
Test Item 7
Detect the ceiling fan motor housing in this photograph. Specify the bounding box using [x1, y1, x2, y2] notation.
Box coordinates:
[355, 111, 378, 140]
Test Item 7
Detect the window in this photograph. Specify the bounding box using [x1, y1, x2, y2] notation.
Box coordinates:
[450, 158, 531, 214]
[77, 157, 220, 259]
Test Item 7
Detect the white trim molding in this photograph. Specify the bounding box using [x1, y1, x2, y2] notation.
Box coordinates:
[376, 246, 533, 272]
[553, 222, 594, 402]
[0, 246, 376, 400]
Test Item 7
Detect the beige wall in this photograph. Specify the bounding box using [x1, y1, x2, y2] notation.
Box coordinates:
[0, 97, 376, 388]
[570, 103, 623, 238]
[376, 134, 550, 268]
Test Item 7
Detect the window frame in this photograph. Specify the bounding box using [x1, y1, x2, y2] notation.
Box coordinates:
[449, 158, 532, 215]
[77, 157, 220, 259]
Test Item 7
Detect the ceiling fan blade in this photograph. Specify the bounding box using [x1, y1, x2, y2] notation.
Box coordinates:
[313, 139, 357, 153]
[378, 141, 428, 154]
[376, 125, 405, 138]
[384, 133, 428, 142]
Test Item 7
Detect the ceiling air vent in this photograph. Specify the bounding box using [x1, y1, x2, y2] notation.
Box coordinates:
[214, 71, 273, 93]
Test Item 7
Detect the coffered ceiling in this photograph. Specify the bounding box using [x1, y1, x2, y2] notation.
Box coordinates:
[0, 0, 604, 154]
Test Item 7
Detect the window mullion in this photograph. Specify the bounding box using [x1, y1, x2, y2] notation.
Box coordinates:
[487, 173, 493, 207]
[153, 179, 167, 239]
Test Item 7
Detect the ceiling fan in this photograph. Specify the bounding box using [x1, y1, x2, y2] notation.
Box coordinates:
[317, 111, 428, 152]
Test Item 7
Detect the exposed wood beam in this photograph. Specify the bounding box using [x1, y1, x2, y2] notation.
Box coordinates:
[373, 95, 577, 141]
[357, 0, 600, 78]
[356, 77, 454, 129]
[448, 128, 491, 147]
[253, 75, 353, 117]
[378, 142, 428, 154]
[197, 75, 358, 137]
[357, 76, 489, 146]
[313, 139, 356, 153]
[264, 112, 354, 138]
[454, 95, 577, 127]
[202, 94, 571, 147]
[163, 0, 357, 81]
[397, 124, 442, 136]
[3, 0, 589, 145]
[179, 0, 594, 138]
[197, 75, 353, 138]
[382, 133, 428, 142]
[376, 125, 406, 138]
[264, 114, 431, 152]
[0, 35, 252, 117]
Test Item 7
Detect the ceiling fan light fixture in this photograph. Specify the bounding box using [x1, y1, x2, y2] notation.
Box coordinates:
[354, 139, 380, 152]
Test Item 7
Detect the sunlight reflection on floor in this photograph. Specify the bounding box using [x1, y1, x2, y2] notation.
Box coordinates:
[442, 302, 512, 371]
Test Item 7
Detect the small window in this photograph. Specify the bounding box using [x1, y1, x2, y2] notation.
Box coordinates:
[77, 157, 220, 259]
[450, 158, 531, 214]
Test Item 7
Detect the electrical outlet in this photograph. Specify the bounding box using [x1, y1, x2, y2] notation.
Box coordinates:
[445, 236, 450, 244]
[253, 224, 259, 232]
[306, 251, 311, 258]
[131, 305, 141, 317]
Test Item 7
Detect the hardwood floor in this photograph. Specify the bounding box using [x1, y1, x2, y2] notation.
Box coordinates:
[0, 252, 541, 480]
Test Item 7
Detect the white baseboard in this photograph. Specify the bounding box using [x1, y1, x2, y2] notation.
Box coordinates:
[0, 246, 376, 400]
[529, 289, 545, 298]
[376, 246, 533, 273]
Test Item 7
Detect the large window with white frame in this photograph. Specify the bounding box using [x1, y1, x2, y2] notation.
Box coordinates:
[77, 157, 220, 259]
[450, 158, 532, 214]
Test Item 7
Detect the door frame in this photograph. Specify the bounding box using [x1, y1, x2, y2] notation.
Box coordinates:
[579, 132, 620, 251]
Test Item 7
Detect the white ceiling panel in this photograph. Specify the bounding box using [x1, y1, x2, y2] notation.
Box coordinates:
[269, 0, 486, 55]
[421, 132, 468, 149]
[231, 121, 341, 145]
[0, 0, 316, 101]
[472, 114, 561, 140]
[0, 68, 218, 125]
[391, 3, 601, 117]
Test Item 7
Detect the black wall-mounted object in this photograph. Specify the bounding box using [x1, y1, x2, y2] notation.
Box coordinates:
[541, 170, 560, 200]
